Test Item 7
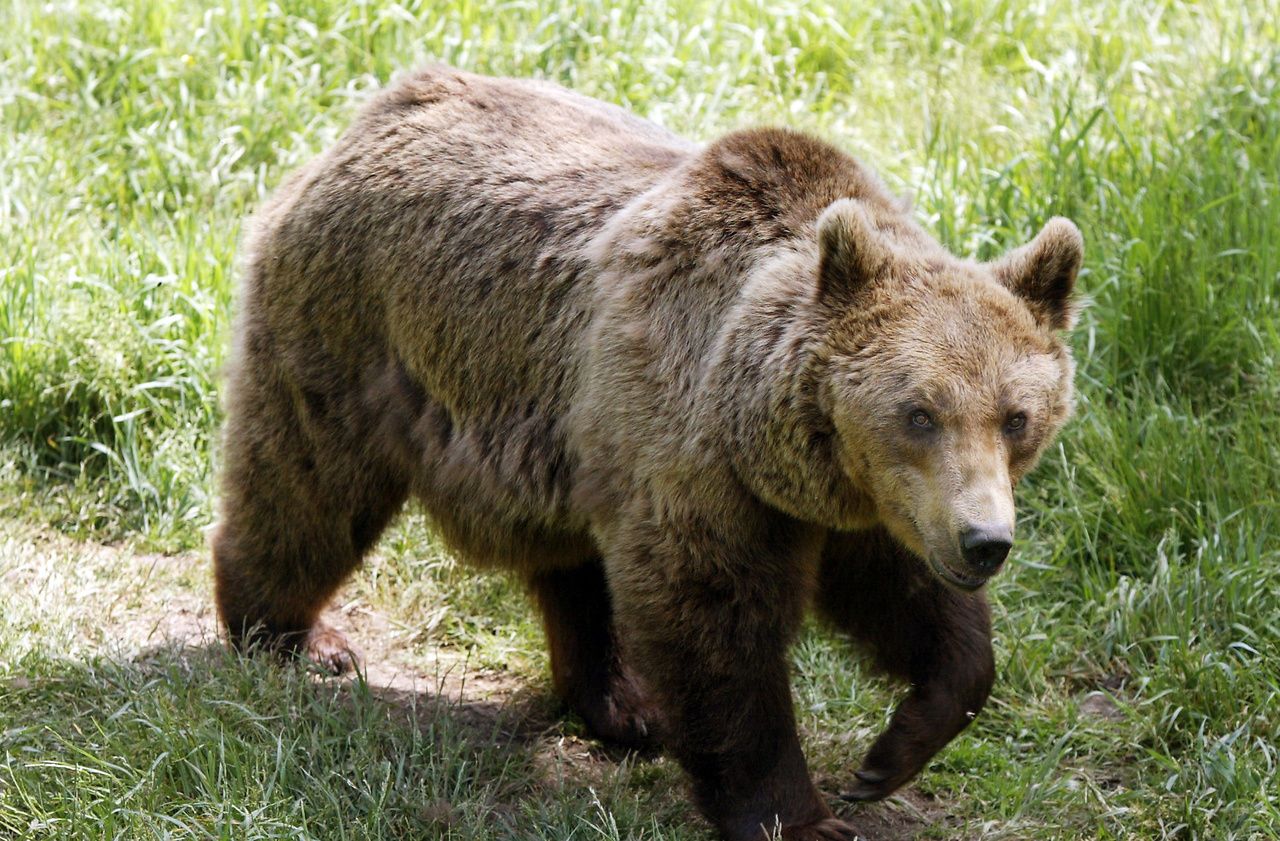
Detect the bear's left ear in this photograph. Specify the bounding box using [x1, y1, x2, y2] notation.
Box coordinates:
[991, 217, 1084, 330]
[816, 199, 891, 298]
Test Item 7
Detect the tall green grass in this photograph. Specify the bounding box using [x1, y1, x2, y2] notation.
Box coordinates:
[2, 0, 1278, 838]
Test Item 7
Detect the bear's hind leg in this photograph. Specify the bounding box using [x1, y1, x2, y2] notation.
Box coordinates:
[815, 528, 995, 801]
[213, 370, 409, 674]
[529, 561, 661, 750]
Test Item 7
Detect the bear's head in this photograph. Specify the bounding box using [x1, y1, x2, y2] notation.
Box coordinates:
[816, 200, 1082, 590]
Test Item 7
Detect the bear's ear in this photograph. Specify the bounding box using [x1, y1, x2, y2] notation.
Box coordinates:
[991, 217, 1084, 330]
[816, 199, 891, 298]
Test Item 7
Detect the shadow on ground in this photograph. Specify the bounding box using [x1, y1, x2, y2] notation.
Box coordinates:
[2, 639, 941, 840]
[0, 524, 943, 839]
[2, 639, 697, 838]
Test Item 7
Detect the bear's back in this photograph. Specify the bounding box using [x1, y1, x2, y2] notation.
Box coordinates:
[245, 65, 695, 409]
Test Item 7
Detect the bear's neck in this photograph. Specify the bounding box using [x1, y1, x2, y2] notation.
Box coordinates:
[705, 252, 877, 530]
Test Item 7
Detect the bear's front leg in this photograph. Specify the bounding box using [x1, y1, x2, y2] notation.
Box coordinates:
[603, 504, 855, 841]
[815, 529, 995, 801]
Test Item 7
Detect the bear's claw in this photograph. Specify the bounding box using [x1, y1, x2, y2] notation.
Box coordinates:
[839, 766, 905, 802]
[581, 679, 664, 752]
[305, 623, 361, 675]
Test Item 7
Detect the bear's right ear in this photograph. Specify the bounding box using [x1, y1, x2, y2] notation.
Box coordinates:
[816, 199, 891, 298]
[991, 217, 1084, 330]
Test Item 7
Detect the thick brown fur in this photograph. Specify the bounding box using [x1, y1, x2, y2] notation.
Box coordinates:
[213, 66, 1082, 840]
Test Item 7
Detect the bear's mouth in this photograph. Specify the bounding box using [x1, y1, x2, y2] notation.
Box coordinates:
[927, 554, 988, 592]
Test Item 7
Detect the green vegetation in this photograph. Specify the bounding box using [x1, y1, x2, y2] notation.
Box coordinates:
[2, 0, 1277, 838]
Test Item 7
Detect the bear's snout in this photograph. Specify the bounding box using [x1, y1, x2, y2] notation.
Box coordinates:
[959, 524, 1013, 576]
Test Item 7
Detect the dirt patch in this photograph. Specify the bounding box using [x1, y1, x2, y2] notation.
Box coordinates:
[835, 786, 951, 841]
[0, 520, 527, 708]
[1080, 690, 1125, 722]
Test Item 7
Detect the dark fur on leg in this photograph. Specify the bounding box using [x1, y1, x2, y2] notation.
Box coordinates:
[213, 350, 409, 674]
[816, 527, 995, 800]
[529, 561, 661, 750]
[606, 503, 855, 841]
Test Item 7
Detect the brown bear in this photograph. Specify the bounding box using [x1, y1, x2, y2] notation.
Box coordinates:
[213, 65, 1082, 840]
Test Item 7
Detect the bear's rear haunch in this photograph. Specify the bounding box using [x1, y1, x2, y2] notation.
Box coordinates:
[213, 65, 1081, 841]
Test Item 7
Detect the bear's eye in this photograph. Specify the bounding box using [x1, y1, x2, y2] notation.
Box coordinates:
[1005, 412, 1027, 433]
[909, 409, 935, 429]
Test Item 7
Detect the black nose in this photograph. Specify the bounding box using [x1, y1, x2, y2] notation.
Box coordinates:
[960, 526, 1013, 574]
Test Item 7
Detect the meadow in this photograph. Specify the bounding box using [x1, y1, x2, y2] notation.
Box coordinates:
[2, 0, 1278, 838]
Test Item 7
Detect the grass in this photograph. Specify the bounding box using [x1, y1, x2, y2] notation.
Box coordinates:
[2, 0, 1278, 838]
